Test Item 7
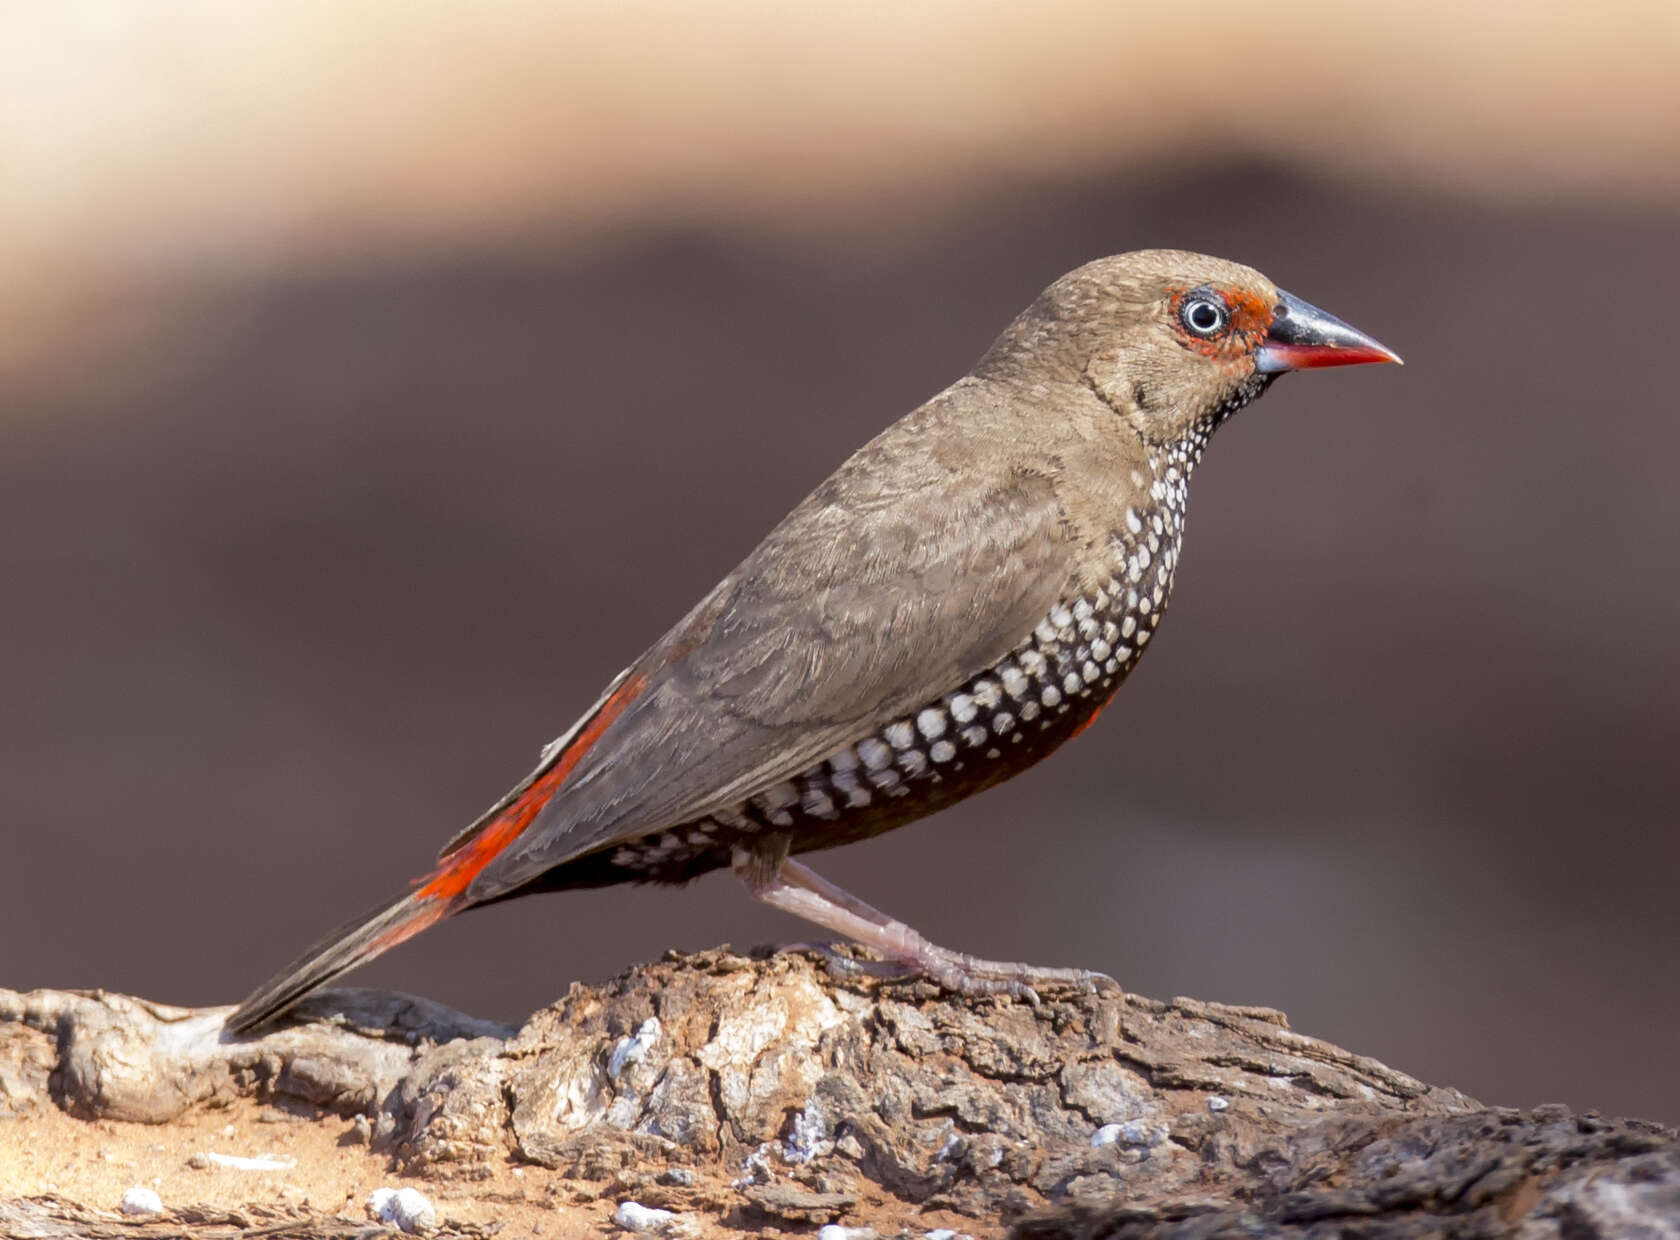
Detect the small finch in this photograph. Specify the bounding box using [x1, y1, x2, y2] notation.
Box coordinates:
[228, 250, 1399, 1033]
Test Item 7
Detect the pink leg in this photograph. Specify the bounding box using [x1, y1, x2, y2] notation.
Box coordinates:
[734, 850, 1119, 1004]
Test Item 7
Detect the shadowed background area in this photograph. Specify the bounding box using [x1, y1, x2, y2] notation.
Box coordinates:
[4, 3, 1677, 1123]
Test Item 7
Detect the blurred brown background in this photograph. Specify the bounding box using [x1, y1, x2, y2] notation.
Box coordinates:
[4, 3, 1677, 1123]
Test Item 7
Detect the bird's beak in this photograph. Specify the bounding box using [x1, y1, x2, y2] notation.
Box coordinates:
[1254, 289, 1403, 373]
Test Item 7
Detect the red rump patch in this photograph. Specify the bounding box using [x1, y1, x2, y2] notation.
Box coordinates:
[415, 672, 648, 904]
[1069, 702, 1109, 741]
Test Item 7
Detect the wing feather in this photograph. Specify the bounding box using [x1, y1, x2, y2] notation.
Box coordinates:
[463, 381, 1079, 901]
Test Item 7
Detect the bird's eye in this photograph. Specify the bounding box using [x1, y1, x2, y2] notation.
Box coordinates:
[1181, 296, 1228, 337]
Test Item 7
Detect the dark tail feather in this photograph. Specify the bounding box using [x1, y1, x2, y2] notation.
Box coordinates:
[224, 892, 451, 1035]
[227, 669, 651, 1035]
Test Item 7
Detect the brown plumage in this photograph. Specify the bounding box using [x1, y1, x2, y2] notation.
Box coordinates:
[227, 249, 1399, 1033]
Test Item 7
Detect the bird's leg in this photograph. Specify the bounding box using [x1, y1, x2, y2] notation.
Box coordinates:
[733, 848, 1119, 1003]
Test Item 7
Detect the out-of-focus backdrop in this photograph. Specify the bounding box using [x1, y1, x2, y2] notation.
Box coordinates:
[4, 2, 1677, 1121]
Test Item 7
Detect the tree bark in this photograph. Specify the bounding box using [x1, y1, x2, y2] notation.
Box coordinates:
[2, 950, 1674, 1238]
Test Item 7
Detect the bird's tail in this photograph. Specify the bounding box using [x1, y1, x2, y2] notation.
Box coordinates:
[226, 667, 648, 1035]
[223, 891, 453, 1035]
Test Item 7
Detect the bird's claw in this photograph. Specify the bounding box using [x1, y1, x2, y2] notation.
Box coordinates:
[781, 941, 910, 981]
[777, 942, 1118, 1008]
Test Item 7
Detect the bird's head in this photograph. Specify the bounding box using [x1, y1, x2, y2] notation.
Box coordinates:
[976, 249, 1400, 450]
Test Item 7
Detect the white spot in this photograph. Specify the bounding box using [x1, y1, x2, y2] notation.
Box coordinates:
[972, 679, 1002, 708]
[999, 665, 1028, 698]
[897, 748, 928, 776]
[917, 708, 947, 740]
[828, 748, 859, 772]
[857, 737, 894, 770]
[829, 767, 873, 807]
[993, 711, 1015, 734]
[1018, 649, 1047, 677]
[867, 765, 902, 790]
[884, 721, 916, 750]
[1034, 620, 1059, 645]
[1101, 620, 1120, 643]
[1091, 639, 1112, 662]
[1041, 685, 1062, 708]
[1019, 700, 1041, 722]
[609, 1017, 662, 1078]
[1121, 615, 1137, 638]
[121, 1188, 163, 1217]
[1104, 658, 1120, 674]
[985, 746, 1001, 759]
[1078, 616, 1099, 640]
[1208, 1096, 1230, 1113]
[1125, 509, 1143, 534]
[930, 740, 957, 763]
[961, 724, 988, 748]
[1138, 595, 1152, 614]
[819, 1227, 877, 1240]
[784, 1099, 835, 1164]
[802, 788, 838, 819]
[369, 1187, 436, 1234]
[949, 693, 977, 724]
[1137, 630, 1151, 646]
[1063, 672, 1082, 695]
[754, 782, 797, 814]
[1073, 597, 1095, 621]
[1081, 661, 1100, 684]
[1137, 545, 1151, 569]
[191, 1152, 296, 1172]
[615, 1201, 680, 1233]
[1050, 603, 1074, 628]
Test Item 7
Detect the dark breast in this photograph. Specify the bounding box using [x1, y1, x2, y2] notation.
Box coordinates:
[516, 451, 1196, 895]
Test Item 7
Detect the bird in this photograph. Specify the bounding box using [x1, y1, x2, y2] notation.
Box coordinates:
[226, 249, 1400, 1034]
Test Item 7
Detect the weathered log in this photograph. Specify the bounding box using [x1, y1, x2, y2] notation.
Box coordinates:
[1, 949, 1674, 1238]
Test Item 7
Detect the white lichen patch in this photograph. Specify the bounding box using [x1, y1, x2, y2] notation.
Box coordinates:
[367, 1186, 436, 1234]
[188, 1152, 297, 1171]
[696, 973, 845, 1121]
[783, 1095, 835, 1163]
[120, 1186, 162, 1216]
[614, 1201, 676, 1232]
[609, 1017, 663, 1080]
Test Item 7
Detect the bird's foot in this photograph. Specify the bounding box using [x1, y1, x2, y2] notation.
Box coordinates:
[914, 949, 1121, 1007]
[746, 857, 1119, 1005]
[780, 941, 910, 982]
[781, 940, 1118, 1006]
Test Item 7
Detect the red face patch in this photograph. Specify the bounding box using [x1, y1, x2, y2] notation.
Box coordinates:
[1166, 284, 1274, 364]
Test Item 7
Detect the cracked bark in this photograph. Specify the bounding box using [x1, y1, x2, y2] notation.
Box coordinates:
[1, 950, 1675, 1239]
